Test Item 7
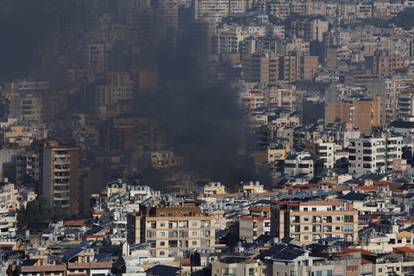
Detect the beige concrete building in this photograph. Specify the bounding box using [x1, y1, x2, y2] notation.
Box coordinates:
[241, 85, 300, 112]
[211, 256, 265, 276]
[370, 50, 405, 78]
[241, 52, 279, 84]
[253, 145, 290, 165]
[279, 55, 318, 82]
[242, 181, 265, 194]
[302, 55, 319, 80]
[127, 203, 216, 258]
[324, 97, 383, 133]
[271, 200, 358, 245]
[42, 140, 80, 216]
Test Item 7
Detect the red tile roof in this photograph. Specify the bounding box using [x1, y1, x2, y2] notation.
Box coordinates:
[64, 219, 87, 227]
[393, 246, 414, 254]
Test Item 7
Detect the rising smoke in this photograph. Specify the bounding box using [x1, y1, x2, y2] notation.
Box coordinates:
[0, 0, 268, 189]
[139, 36, 262, 185]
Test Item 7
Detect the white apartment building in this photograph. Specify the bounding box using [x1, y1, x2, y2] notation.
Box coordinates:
[316, 141, 337, 169]
[348, 134, 403, 176]
[216, 25, 266, 55]
[398, 89, 414, 118]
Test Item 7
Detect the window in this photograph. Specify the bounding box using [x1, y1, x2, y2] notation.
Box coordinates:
[168, 240, 178, 247]
[344, 216, 354, 222]
[222, 268, 235, 276]
[169, 221, 178, 228]
[343, 224, 354, 232]
[147, 231, 156, 238]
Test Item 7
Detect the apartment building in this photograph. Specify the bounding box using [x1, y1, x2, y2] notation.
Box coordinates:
[268, 1, 291, 20]
[266, 86, 299, 111]
[42, 140, 80, 216]
[398, 88, 414, 118]
[241, 52, 279, 84]
[306, 141, 337, 169]
[0, 183, 18, 213]
[241, 85, 299, 112]
[253, 145, 290, 165]
[194, 0, 246, 23]
[127, 202, 216, 258]
[17, 247, 112, 276]
[16, 150, 41, 187]
[324, 97, 383, 133]
[217, 26, 248, 54]
[242, 181, 265, 194]
[239, 205, 271, 242]
[304, 19, 328, 42]
[158, 0, 179, 32]
[348, 134, 403, 176]
[87, 43, 110, 72]
[3, 80, 49, 123]
[279, 55, 318, 82]
[369, 50, 405, 78]
[212, 256, 265, 276]
[284, 151, 314, 179]
[95, 72, 135, 111]
[270, 200, 358, 245]
[150, 150, 184, 169]
[385, 77, 414, 122]
[356, 3, 373, 18]
[203, 182, 226, 197]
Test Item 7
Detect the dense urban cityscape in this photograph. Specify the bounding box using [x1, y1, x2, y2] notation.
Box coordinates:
[4, 0, 414, 275]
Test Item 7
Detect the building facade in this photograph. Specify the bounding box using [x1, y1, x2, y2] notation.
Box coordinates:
[127, 203, 216, 258]
[42, 141, 80, 216]
[348, 134, 403, 176]
[270, 200, 359, 245]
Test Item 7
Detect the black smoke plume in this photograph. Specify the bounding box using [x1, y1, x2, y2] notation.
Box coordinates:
[0, 0, 269, 188]
[139, 38, 262, 185]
